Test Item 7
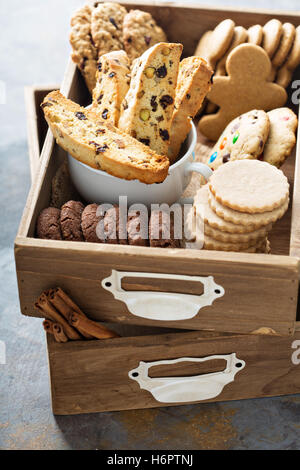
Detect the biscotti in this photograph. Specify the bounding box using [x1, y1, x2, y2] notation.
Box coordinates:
[42, 91, 169, 184]
[168, 57, 213, 162]
[92, 50, 131, 126]
[118, 42, 183, 156]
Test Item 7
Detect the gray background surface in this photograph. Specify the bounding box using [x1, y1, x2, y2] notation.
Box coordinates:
[0, 0, 300, 450]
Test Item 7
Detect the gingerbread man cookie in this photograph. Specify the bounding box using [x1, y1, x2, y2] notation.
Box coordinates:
[195, 19, 235, 68]
[198, 44, 287, 141]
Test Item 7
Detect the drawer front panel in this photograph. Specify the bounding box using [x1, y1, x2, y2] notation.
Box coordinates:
[16, 243, 298, 336]
[47, 329, 300, 415]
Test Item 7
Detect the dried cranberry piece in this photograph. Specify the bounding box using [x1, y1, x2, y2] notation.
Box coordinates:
[108, 72, 116, 78]
[97, 62, 102, 72]
[156, 65, 167, 78]
[139, 138, 150, 146]
[159, 95, 174, 109]
[75, 112, 87, 120]
[150, 96, 158, 112]
[97, 94, 103, 104]
[159, 129, 170, 141]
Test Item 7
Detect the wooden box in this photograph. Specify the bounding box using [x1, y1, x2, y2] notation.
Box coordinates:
[18, 1, 300, 415]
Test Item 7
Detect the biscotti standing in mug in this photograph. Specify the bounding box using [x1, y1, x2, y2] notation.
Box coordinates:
[168, 56, 213, 163]
[42, 91, 169, 184]
[92, 50, 131, 126]
[118, 42, 183, 156]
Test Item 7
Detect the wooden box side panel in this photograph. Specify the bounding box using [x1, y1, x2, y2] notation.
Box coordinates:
[47, 329, 300, 415]
[15, 240, 299, 336]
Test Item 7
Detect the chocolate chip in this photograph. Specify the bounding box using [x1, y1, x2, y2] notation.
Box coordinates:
[159, 129, 170, 141]
[150, 96, 158, 112]
[109, 17, 118, 29]
[139, 138, 150, 146]
[127, 37, 132, 43]
[75, 112, 87, 120]
[108, 72, 116, 78]
[144, 36, 152, 45]
[102, 109, 109, 120]
[159, 95, 174, 109]
[222, 153, 230, 163]
[156, 65, 167, 78]
[97, 94, 104, 104]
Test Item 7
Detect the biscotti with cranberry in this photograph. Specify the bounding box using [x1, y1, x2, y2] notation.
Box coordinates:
[92, 50, 131, 126]
[118, 42, 183, 156]
[42, 91, 169, 184]
[168, 57, 213, 163]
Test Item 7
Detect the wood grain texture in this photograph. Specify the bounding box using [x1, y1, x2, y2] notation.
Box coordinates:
[16, 4, 300, 337]
[47, 328, 300, 415]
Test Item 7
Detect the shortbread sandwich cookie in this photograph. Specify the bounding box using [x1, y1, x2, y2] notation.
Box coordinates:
[202, 234, 265, 252]
[70, 4, 98, 94]
[208, 190, 289, 228]
[209, 160, 289, 213]
[204, 223, 270, 245]
[262, 19, 283, 58]
[208, 110, 270, 170]
[91, 2, 127, 56]
[247, 25, 263, 45]
[276, 26, 300, 88]
[92, 50, 131, 126]
[168, 56, 213, 162]
[195, 19, 235, 68]
[42, 91, 169, 184]
[118, 42, 183, 156]
[123, 9, 167, 62]
[195, 185, 272, 234]
[272, 23, 296, 68]
[263, 107, 298, 167]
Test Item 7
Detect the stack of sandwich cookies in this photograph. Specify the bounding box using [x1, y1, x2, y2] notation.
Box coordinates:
[190, 160, 289, 253]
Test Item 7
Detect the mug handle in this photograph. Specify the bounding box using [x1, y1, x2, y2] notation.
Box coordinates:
[185, 161, 213, 182]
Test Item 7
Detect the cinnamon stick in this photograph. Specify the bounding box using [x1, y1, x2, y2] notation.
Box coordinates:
[68, 311, 120, 340]
[35, 293, 81, 340]
[53, 323, 69, 343]
[43, 319, 55, 335]
[46, 288, 93, 339]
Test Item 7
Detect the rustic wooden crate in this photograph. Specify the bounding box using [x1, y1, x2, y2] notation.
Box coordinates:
[16, 1, 300, 337]
[18, 0, 300, 415]
[24, 85, 59, 180]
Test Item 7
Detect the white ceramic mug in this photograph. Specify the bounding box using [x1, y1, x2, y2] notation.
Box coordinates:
[68, 121, 212, 207]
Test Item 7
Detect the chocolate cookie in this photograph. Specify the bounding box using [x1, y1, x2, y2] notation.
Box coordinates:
[81, 203, 103, 243]
[149, 210, 182, 248]
[127, 210, 149, 246]
[37, 208, 62, 240]
[60, 201, 85, 241]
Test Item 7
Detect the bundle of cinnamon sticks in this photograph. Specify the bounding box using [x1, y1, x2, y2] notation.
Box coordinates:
[35, 287, 119, 343]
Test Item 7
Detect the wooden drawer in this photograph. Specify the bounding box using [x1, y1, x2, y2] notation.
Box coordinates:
[47, 323, 300, 415]
[17, 1, 300, 337]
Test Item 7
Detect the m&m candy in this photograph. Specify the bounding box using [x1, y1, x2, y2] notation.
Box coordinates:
[220, 137, 227, 150]
[209, 152, 218, 163]
[233, 131, 240, 144]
